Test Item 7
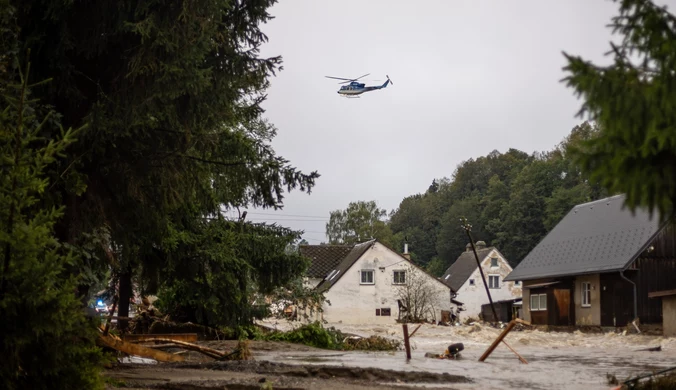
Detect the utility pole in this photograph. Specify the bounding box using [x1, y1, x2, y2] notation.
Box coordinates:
[460, 217, 499, 326]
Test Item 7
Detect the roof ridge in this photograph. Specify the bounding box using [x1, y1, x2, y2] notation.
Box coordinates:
[573, 194, 624, 208]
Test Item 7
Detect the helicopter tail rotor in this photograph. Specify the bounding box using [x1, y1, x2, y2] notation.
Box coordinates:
[387, 75, 393, 85]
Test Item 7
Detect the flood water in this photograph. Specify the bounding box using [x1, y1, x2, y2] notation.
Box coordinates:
[257, 321, 676, 389]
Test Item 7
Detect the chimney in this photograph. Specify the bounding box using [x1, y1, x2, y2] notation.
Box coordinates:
[403, 243, 411, 260]
[467, 241, 486, 252]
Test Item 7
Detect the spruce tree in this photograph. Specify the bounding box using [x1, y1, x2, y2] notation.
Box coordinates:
[13, 0, 319, 328]
[0, 56, 106, 389]
[562, 0, 676, 220]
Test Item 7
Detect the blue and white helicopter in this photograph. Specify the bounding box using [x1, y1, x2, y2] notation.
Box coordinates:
[325, 73, 393, 97]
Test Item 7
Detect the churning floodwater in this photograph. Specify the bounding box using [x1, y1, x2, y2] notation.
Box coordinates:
[256, 320, 676, 389]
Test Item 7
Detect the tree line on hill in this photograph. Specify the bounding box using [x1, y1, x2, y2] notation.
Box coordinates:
[325, 122, 610, 275]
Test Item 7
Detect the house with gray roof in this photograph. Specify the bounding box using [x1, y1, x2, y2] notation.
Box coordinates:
[440, 241, 522, 319]
[298, 244, 353, 288]
[504, 194, 676, 328]
[299, 240, 458, 324]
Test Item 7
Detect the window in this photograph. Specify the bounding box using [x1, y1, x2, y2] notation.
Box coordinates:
[581, 282, 591, 307]
[469, 279, 475, 286]
[393, 270, 406, 284]
[530, 293, 547, 311]
[514, 280, 521, 286]
[488, 275, 500, 289]
[360, 270, 374, 285]
[491, 257, 498, 267]
[375, 308, 391, 316]
[375, 309, 380, 316]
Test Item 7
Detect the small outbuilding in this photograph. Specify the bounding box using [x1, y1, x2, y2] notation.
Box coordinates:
[648, 289, 676, 337]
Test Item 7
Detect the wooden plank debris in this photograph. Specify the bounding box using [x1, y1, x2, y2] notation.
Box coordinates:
[124, 333, 198, 343]
[479, 318, 530, 364]
[97, 333, 185, 362]
[140, 338, 226, 359]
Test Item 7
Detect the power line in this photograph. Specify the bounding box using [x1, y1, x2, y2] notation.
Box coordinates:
[247, 218, 328, 222]
[244, 211, 329, 219]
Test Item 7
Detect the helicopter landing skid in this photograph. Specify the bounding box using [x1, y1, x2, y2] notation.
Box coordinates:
[342, 95, 361, 99]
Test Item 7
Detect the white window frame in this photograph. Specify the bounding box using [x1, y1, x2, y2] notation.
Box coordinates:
[490, 257, 498, 268]
[393, 270, 406, 285]
[488, 275, 500, 289]
[360, 269, 375, 285]
[530, 293, 547, 311]
[581, 282, 591, 307]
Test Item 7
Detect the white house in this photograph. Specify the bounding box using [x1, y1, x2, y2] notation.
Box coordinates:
[300, 240, 458, 325]
[440, 241, 522, 320]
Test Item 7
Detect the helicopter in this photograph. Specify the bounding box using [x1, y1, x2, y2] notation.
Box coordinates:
[325, 73, 393, 97]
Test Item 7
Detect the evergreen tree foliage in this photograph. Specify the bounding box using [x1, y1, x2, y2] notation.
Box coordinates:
[326, 200, 393, 246]
[562, 0, 676, 221]
[0, 54, 106, 389]
[12, 0, 319, 325]
[156, 217, 310, 328]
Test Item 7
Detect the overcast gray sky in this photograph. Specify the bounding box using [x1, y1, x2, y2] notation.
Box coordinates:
[236, 0, 674, 245]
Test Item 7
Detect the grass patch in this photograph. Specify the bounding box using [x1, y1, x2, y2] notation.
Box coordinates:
[260, 322, 401, 351]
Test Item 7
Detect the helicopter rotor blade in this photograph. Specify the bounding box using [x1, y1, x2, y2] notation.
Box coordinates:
[325, 76, 355, 81]
[325, 73, 370, 84]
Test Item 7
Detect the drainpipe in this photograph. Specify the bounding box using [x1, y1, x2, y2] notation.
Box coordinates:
[620, 271, 641, 334]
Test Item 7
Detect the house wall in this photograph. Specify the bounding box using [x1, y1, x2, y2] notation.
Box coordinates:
[322, 242, 452, 324]
[663, 296, 676, 337]
[574, 274, 601, 326]
[455, 249, 522, 319]
[303, 277, 322, 289]
[522, 278, 559, 324]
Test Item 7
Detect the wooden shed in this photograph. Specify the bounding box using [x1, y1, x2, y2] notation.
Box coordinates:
[481, 298, 522, 323]
[648, 289, 676, 337]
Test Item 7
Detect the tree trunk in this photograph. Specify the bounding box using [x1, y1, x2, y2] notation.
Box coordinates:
[118, 266, 133, 332]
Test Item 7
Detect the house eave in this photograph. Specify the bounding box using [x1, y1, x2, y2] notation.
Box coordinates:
[504, 266, 629, 282]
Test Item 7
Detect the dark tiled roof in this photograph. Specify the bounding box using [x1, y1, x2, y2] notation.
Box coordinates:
[441, 247, 495, 291]
[300, 245, 353, 279]
[504, 194, 664, 281]
[315, 240, 376, 293]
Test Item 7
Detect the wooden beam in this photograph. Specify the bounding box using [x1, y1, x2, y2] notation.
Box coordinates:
[648, 289, 676, 298]
[402, 324, 412, 360]
[479, 320, 516, 362]
[479, 319, 528, 363]
[139, 338, 226, 359]
[124, 333, 198, 343]
[501, 340, 528, 364]
[96, 333, 185, 362]
[408, 324, 422, 338]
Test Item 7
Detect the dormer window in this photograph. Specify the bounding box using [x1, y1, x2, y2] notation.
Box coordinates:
[491, 257, 498, 267]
